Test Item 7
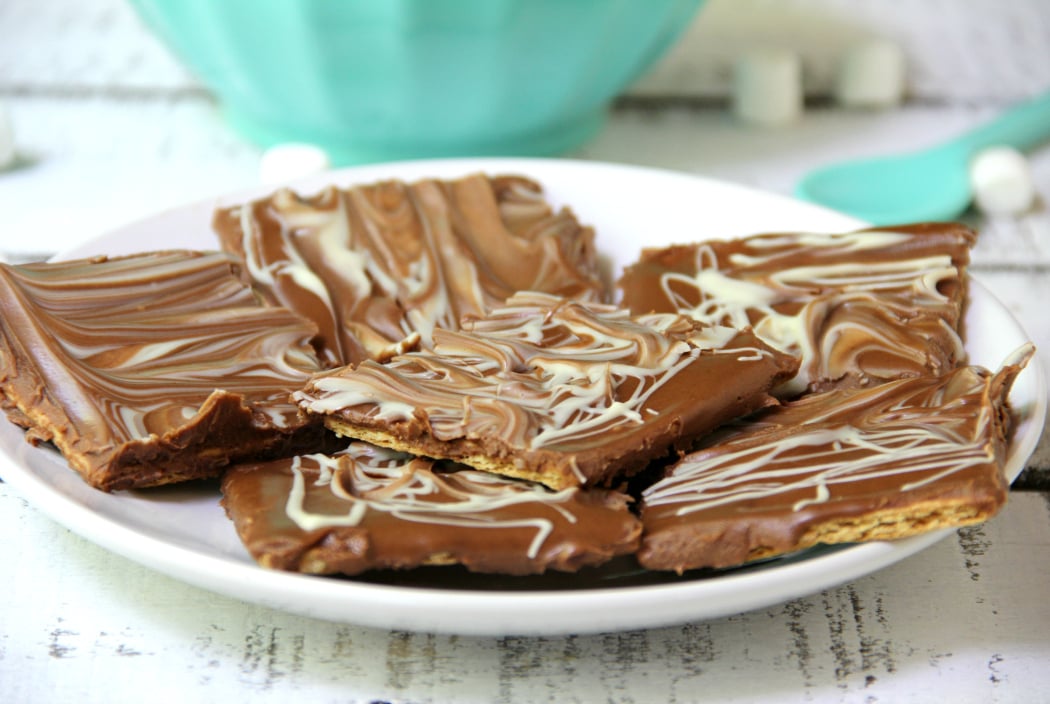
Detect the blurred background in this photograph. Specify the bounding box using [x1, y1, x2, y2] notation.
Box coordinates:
[1, 0, 1049, 257]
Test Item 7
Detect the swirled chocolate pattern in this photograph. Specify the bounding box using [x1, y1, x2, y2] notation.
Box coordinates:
[619, 223, 975, 396]
[0, 251, 332, 491]
[213, 173, 606, 366]
[221, 442, 641, 576]
[638, 344, 1033, 573]
[295, 291, 798, 490]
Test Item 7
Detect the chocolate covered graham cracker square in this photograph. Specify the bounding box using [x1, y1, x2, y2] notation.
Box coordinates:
[619, 222, 975, 396]
[222, 442, 641, 576]
[0, 251, 333, 491]
[637, 344, 1033, 573]
[214, 173, 606, 367]
[295, 291, 799, 490]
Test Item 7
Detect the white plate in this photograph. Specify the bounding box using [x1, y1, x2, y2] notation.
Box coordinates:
[0, 158, 1045, 636]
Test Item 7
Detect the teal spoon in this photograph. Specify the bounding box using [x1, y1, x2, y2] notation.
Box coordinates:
[796, 90, 1050, 224]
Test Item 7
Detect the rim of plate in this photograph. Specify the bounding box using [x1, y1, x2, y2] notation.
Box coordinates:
[1, 157, 1044, 637]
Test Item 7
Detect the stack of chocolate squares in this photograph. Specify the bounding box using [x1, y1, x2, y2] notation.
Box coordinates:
[0, 173, 1032, 579]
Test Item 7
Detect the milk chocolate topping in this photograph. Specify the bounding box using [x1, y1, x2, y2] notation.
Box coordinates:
[638, 344, 1033, 572]
[222, 443, 641, 576]
[296, 291, 799, 489]
[0, 251, 332, 490]
[619, 223, 975, 396]
[213, 173, 606, 366]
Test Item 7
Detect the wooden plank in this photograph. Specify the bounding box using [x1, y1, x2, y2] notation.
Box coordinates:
[5, 0, 1050, 102]
[2, 483, 1048, 702]
[4, 94, 1050, 265]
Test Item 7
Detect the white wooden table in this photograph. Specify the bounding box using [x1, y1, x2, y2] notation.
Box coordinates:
[2, 1, 1049, 702]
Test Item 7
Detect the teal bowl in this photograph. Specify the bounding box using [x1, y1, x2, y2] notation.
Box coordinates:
[129, 0, 704, 164]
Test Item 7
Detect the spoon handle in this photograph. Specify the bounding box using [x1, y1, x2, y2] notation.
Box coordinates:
[951, 89, 1050, 156]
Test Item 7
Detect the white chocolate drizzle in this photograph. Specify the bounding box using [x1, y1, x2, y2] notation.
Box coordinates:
[644, 423, 993, 516]
[641, 357, 1027, 517]
[646, 229, 969, 395]
[0, 252, 323, 442]
[284, 445, 579, 558]
[297, 292, 772, 451]
[217, 175, 605, 365]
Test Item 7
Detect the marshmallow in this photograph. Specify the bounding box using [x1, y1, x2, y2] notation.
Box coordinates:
[0, 101, 15, 171]
[732, 50, 803, 126]
[969, 146, 1036, 216]
[835, 39, 906, 109]
[259, 143, 331, 185]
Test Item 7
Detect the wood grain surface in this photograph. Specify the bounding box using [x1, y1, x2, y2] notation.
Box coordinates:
[3, 485, 1049, 703]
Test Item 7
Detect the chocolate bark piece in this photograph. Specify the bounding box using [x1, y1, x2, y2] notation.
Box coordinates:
[637, 344, 1033, 573]
[618, 222, 975, 396]
[0, 251, 333, 491]
[222, 443, 642, 576]
[295, 291, 799, 490]
[213, 172, 606, 367]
